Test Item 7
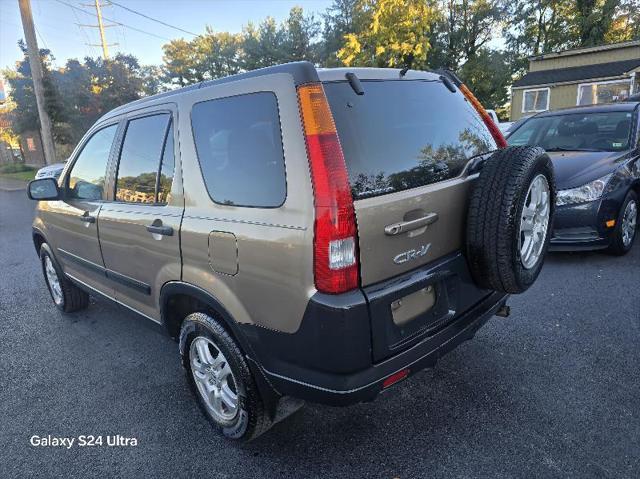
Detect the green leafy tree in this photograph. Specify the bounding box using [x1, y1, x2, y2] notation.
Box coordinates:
[338, 0, 440, 69]
[162, 38, 198, 86]
[193, 29, 243, 80]
[3, 41, 64, 139]
[322, 0, 358, 66]
[241, 17, 286, 70]
[458, 49, 512, 111]
[575, 0, 621, 46]
[280, 6, 321, 63]
[605, 0, 640, 42]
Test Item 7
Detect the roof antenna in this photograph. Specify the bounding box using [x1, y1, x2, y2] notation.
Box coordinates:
[399, 67, 409, 78]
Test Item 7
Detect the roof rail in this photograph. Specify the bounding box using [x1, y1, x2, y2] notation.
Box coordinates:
[104, 61, 319, 119]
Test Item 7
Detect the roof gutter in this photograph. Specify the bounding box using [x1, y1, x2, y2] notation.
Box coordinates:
[512, 74, 634, 90]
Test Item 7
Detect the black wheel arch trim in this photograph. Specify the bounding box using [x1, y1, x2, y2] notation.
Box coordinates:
[32, 227, 48, 255]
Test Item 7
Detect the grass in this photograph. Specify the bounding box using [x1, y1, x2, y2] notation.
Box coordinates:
[0, 163, 37, 182]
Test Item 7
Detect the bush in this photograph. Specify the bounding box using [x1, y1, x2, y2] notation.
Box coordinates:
[0, 163, 35, 174]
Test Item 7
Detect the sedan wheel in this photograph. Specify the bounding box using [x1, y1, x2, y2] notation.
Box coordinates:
[621, 199, 637, 247]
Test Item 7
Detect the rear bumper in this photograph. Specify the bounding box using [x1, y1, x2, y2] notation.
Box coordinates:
[250, 291, 507, 406]
[240, 254, 508, 406]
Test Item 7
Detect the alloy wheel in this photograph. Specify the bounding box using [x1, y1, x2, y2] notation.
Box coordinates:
[621, 199, 638, 247]
[44, 256, 63, 306]
[189, 336, 239, 422]
[519, 174, 551, 270]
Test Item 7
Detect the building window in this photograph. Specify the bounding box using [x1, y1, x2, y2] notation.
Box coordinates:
[577, 80, 631, 106]
[522, 88, 550, 113]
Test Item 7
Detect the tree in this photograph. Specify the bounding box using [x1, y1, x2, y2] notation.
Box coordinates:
[575, 0, 621, 46]
[241, 8, 321, 70]
[242, 17, 286, 70]
[458, 49, 512, 111]
[3, 41, 63, 139]
[322, 0, 358, 66]
[504, 0, 576, 59]
[4, 46, 157, 151]
[338, 0, 440, 69]
[280, 6, 321, 63]
[192, 29, 243, 80]
[162, 38, 198, 86]
[605, 0, 640, 42]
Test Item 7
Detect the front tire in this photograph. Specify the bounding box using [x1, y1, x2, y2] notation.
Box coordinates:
[40, 243, 89, 313]
[608, 190, 638, 256]
[179, 312, 272, 442]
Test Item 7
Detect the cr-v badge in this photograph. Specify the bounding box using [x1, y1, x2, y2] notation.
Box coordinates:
[393, 244, 431, 264]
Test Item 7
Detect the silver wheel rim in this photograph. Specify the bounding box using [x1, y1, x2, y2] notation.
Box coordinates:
[44, 256, 63, 306]
[189, 336, 239, 422]
[621, 199, 637, 247]
[519, 174, 551, 270]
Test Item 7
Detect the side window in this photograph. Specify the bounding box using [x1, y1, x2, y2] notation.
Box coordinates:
[191, 92, 286, 207]
[67, 124, 118, 200]
[157, 123, 175, 204]
[115, 114, 171, 204]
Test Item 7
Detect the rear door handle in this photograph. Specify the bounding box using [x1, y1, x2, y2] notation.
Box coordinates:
[146, 224, 173, 236]
[385, 213, 439, 236]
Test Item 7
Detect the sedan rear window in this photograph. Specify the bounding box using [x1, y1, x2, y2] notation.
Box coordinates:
[324, 80, 496, 200]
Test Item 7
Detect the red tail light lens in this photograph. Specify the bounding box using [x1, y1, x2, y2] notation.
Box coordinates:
[459, 84, 508, 149]
[298, 83, 359, 294]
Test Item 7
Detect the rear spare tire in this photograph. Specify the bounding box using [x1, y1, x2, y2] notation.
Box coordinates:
[466, 146, 555, 294]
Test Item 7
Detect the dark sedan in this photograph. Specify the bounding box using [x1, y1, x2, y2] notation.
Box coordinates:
[508, 102, 639, 254]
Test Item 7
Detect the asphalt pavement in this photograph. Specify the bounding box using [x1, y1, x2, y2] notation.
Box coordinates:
[1, 188, 639, 478]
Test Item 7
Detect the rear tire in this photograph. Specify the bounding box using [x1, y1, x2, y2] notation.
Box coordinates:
[40, 243, 89, 313]
[179, 312, 272, 442]
[608, 190, 637, 256]
[466, 146, 555, 294]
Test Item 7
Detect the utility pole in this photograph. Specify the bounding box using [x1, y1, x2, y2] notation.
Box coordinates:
[18, 0, 55, 165]
[94, 0, 109, 59]
[78, 0, 117, 60]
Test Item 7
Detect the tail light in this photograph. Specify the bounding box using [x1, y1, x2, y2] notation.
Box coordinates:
[458, 84, 508, 149]
[297, 83, 359, 294]
[438, 70, 507, 149]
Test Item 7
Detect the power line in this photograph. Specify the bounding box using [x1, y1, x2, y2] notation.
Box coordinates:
[34, 24, 49, 50]
[107, 0, 198, 37]
[53, 0, 172, 41]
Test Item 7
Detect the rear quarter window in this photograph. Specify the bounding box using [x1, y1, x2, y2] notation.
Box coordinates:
[324, 80, 496, 199]
[191, 92, 287, 208]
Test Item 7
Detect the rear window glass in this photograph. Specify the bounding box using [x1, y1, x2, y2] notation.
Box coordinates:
[191, 92, 287, 208]
[324, 80, 496, 200]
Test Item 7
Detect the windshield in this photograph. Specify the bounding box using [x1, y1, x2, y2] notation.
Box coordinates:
[324, 80, 497, 200]
[508, 111, 634, 152]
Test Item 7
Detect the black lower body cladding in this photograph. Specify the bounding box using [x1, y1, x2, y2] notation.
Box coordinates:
[466, 146, 556, 294]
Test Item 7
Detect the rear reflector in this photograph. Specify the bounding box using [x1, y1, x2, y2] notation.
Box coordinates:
[298, 83, 360, 294]
[382, 368, 410, 389]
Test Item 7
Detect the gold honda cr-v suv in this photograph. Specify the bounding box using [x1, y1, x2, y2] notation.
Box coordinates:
[28, 62, 555, 441]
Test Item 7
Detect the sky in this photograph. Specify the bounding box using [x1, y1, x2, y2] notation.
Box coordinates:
[0, 0, 333, 70]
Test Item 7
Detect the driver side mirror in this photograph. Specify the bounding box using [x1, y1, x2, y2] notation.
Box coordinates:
[27, 178, 61, 201]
